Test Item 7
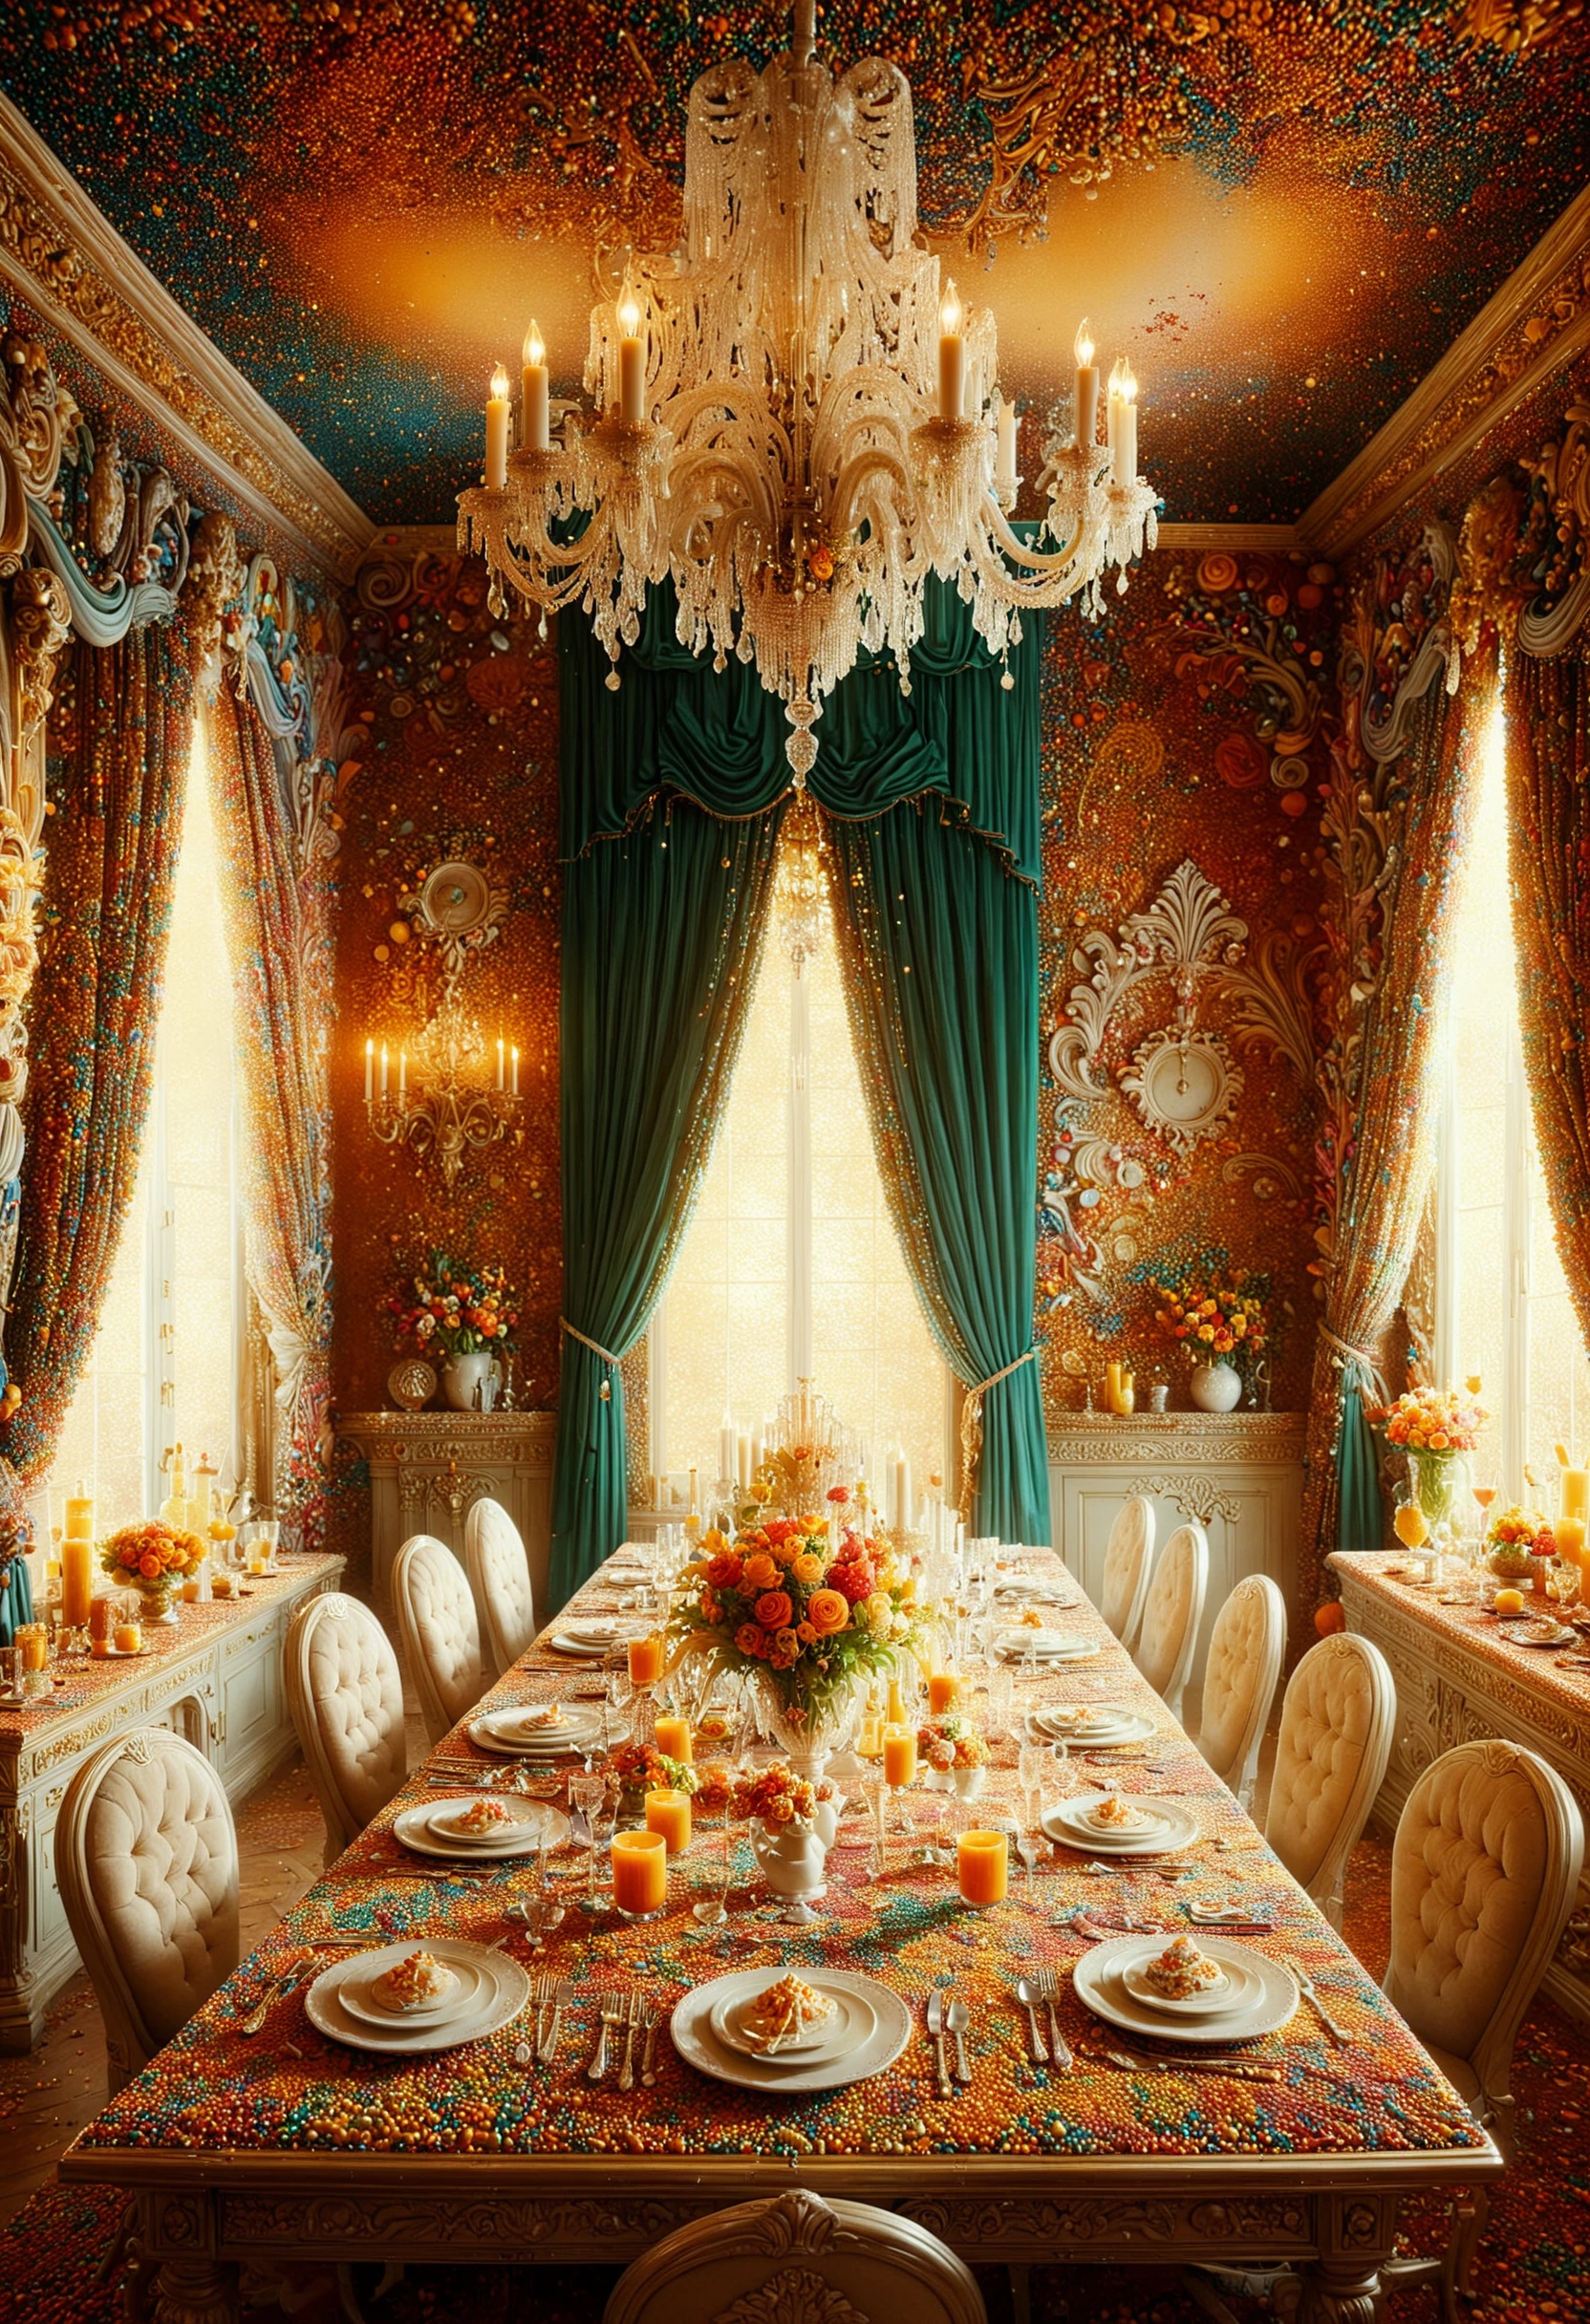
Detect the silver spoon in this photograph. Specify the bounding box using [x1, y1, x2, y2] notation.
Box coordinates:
[1012, 1976, 1048, 2063]
[946, 1996, 972, 2082]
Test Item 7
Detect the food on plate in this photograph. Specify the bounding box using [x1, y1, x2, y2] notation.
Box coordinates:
[510, 1704, 567, 1731]
[371, 1949, 457, 2012]
[743, 1973, 837, 2049]
[448, 1795, 515, 1836]
[1088, 1794, 1151, 1832]
[1143, 1935, 1224, 2001]
[1019, 1607, 1049, 1629]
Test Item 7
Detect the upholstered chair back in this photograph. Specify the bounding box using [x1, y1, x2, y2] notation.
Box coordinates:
[464, 1496, 537, 1676]
[1099, 1495, 1154, 1646]
[56, 1728, 239, 2094]
[393, 1532, 486, 1745]
[1384, 1738, 1582, 2157]
[285, 1590, 406, 1865]
[1264, 1632, 1395, 1926]
[1132, 1520, 1208, 1722]
[604, 2188, 986, 2324]
[1197, 1572, 1286, 1807]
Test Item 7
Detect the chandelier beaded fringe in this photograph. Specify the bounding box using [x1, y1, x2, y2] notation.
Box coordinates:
[457, 0, 1156, 779]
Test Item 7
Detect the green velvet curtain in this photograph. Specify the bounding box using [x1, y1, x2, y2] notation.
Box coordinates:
[550, 571, 1045, 1605]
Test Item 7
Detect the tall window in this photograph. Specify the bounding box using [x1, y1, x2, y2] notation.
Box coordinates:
[50, 721, 243, 1530]
[1436, 695, 1590, 1491]
[651, 831, 950, 1496]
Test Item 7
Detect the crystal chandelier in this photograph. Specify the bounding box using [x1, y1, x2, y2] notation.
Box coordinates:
[457, 0, 1157, 778]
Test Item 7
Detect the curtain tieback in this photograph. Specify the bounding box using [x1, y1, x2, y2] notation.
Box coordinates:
[1318, 1323, 1387, 1406]
[957, 1347, 1040, 1523]
[560, 1317, 625, 1403]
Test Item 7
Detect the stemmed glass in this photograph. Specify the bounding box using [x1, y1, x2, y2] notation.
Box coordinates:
[569, 1772, 607, 1914]
[914, 1792, 954, 1868]
[692, 1790, 735, 1927]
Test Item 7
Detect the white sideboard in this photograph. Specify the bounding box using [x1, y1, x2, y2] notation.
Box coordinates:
[1047, 1412, 1305, 1662]
[337, 1410, 556, 1626]
[0, 1552, 343, 2053]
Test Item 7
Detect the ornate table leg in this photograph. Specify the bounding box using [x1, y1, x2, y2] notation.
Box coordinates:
[1299, 2195, 1393, 2323]
[152, 2257, 241, 2324]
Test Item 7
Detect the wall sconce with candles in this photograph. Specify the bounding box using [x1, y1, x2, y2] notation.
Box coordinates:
[363, 859, 520, 1191]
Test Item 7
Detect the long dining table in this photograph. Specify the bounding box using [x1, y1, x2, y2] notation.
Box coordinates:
[58, 1546, 1499, 2323]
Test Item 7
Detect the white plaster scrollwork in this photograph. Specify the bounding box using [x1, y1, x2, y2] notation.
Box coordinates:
[1126, 1474, 1243, 1529]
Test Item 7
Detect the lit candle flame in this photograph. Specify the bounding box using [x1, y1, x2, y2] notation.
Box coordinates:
[939, 278, 962, 336]
[618, 287, 642, 339]
[489, 362, 510, 400]
[525, 319, 545, 368]
[1118, 362, 1138, 405]
[1075, 319, 1094, 368]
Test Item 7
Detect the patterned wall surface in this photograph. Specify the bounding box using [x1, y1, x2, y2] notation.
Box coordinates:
[5, 2, 1588, 526]
[329, 547, 563, 1437]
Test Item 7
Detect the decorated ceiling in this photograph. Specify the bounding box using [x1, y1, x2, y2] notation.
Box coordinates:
[5, 1, 1587, 527]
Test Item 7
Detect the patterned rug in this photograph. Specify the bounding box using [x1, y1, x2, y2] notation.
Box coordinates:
[2, 1833, 1584, 2324]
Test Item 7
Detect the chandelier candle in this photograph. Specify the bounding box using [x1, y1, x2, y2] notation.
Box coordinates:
[485, 365, 510, 489]
[617, 288, 646, 426]
[1075, 321, 1099, 446]
[938, 281, 965, 420]
[1110, 363, 1138, 486]
[996, 396, 1018, 496]
[523, 321, 549, 453]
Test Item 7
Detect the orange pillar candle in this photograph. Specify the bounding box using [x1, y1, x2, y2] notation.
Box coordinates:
[654, 1714, 694, 1765]
[1554, 1516, 1585, 1571]
[645, 1787, 693, 1856]
[88, 1597, 113, 1657]
[628, 1633, 664, 1688]
[612, 1828, 668, 1916]
[956, 1827, 1009, 1906]
[61, 1540, 94, 1629]
[113, 1617, 142, 1654]
[927, 1669, 963, 1715]
[882, 1724, 917, 1789]
[16, 1624, 46, 1672]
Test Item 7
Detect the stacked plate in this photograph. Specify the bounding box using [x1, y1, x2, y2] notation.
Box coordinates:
[392, 1795, 569, 1861]
[545, 1617, 629, 1658]
[995, 1626, 1098, 1664]
[1042, 1791, 1200, 1858]
[671, 1969, 912, 2093]
[1072, 1933, 1298, 2046]
[467, 1701, 602, 1759]
[1028, 1704, 1157, 1750]
[306, 1937, 530, 2055]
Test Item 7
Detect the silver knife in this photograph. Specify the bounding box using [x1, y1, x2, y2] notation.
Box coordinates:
[538, 1979, 570, 2065]
[925, 1988, 953, 2098]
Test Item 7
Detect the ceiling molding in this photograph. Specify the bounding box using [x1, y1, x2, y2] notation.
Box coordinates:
[0, 93, 374, 582]
[1155, 524, 1304, 553]
[1301, 179, 1590, 559]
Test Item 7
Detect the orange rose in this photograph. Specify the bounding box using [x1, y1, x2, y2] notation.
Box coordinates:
[140, 1553, 162, 1581]
[741, 1553, 778, 1591]
[806, 1588, 849, 1635]
[736, 1622, 769, 1658]
[706, 1552, 743, 1591]
[796, 1619, 818, 1644]
[791, 1551, 824, 1586]
[773, 1626, 800, 1659]
[756, 1590, 794, 1631]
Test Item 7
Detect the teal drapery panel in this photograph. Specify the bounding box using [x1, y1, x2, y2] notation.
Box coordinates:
[827, 801, 1049, 1544]
[548, 799, 785, 1607]
[559, 567, 1041, 884]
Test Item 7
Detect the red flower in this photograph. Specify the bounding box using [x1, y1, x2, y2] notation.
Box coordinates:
[763, 1517, 798, 1546]
[826, 1485, 849, 1503]
[828, 1560, 874, 1603]
[706, 1551, 743, 1591]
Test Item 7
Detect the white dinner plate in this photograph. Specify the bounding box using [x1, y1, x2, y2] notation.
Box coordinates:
[545, 1632, 612, 1659]
[306, 1940, 530, 2055]
[709, 1983, 878, 2065]
[336, 1952, 492, 2030]
[996, 1631, 1099, 1663]
[672, 1969, 910, 2093]
[392, 1797, 569, 1860]
[467, 1709, 599, 1756]
[476, 1704, 601, 1745]
[1121, 1951, 1264, 2019]
[1029, 1708, 1157, 1748]
[1042, 1792, 1201, 1857]
[1073, 1935, 1297, 2046]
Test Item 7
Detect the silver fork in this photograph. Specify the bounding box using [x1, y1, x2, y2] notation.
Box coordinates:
[514, 1973, 558, 2066]
[618, 1990, 642, 2092]
[639, 2003, 662, 2086]
[1286, 1955, 1349, 2046]
[587, 1996, 625, 2081]
[1029, 1966, 1073, 2071]
[239, 1949, 315, 2037]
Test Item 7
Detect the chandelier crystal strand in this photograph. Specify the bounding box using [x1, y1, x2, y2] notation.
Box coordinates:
[457, 0, 1158, 775]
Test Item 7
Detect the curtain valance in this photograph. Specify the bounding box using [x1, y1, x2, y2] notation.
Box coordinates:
[559, 560, 1042, 886]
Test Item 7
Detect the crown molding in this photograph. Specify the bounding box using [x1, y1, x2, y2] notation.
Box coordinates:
[1301, 178, 1590, 558]
[0, 93, 374, 581]
[1155, 524, 1304, 552]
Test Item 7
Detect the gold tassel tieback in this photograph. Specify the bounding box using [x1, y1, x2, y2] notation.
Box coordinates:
[958, 1346, 1040, 1523]
[560, 1317, 625, 1401]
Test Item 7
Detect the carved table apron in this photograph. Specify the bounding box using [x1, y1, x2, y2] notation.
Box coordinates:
[60, 1547, 1497, 2324]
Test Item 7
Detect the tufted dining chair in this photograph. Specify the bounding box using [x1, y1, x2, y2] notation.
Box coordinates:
[605, 2187, 986, 2324]
[1195, 1572, 1286, 1808]
[285, 1590, 407, 1866]
[1262, 1632, 1395, 1928]
[463, 1496, 538, 1677]
[1379, 1740, 1582, 2320]
[1099, 1495, 1155, 1647]
[56, 1728, 239, 2094]
[1131, 1520, 1207, 1723]
[392, 1532, 487, 1747]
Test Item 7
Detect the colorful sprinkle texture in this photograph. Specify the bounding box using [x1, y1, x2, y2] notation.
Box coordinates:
[3, 4, 1588, 524]
[68, 1550, 1484, 2174]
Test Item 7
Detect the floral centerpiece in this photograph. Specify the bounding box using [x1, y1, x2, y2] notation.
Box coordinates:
[917, 1711, 989, 1797]
[1483, 1503, 1556, 1584]
[1151, 1268, 1271, 1407]
[387, 1250, 521, 1411]
[99, 1519, 207, 1622]
[669, 1487, 923, 1777]
[732, 1763, 834, 1825]
[1375, 1385, 1488, 1538]
[609, 1740, 699, 1804]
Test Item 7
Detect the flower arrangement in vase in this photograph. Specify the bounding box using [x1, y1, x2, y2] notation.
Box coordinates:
[917, 1711, 989, 1797]
[609, 1741, 699, 1806]
[1375, 1385, 1488, 1538]
[1151, 1268, 1271, 1410]
[387, 1250, 520, 1411]
[99, 1520, 207, 1624]
[1483, 1503, 1555, 1586]
[733, 1762, 840, 1917]
[669, 1486, 923, 1777]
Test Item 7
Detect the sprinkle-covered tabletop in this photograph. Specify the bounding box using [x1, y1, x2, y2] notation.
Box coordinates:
[59, 1547, 1498, 2315]
[1330, 1546, 1590, 1706]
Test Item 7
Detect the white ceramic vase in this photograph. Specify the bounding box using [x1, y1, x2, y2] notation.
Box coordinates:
[440, 1350, 501, 1412]
[924, 1762, 986, 1799]
[1190, 1362, 1242, 1413]
[751, 1672, 862, 1784]
[751, 1800, 840, 1909]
